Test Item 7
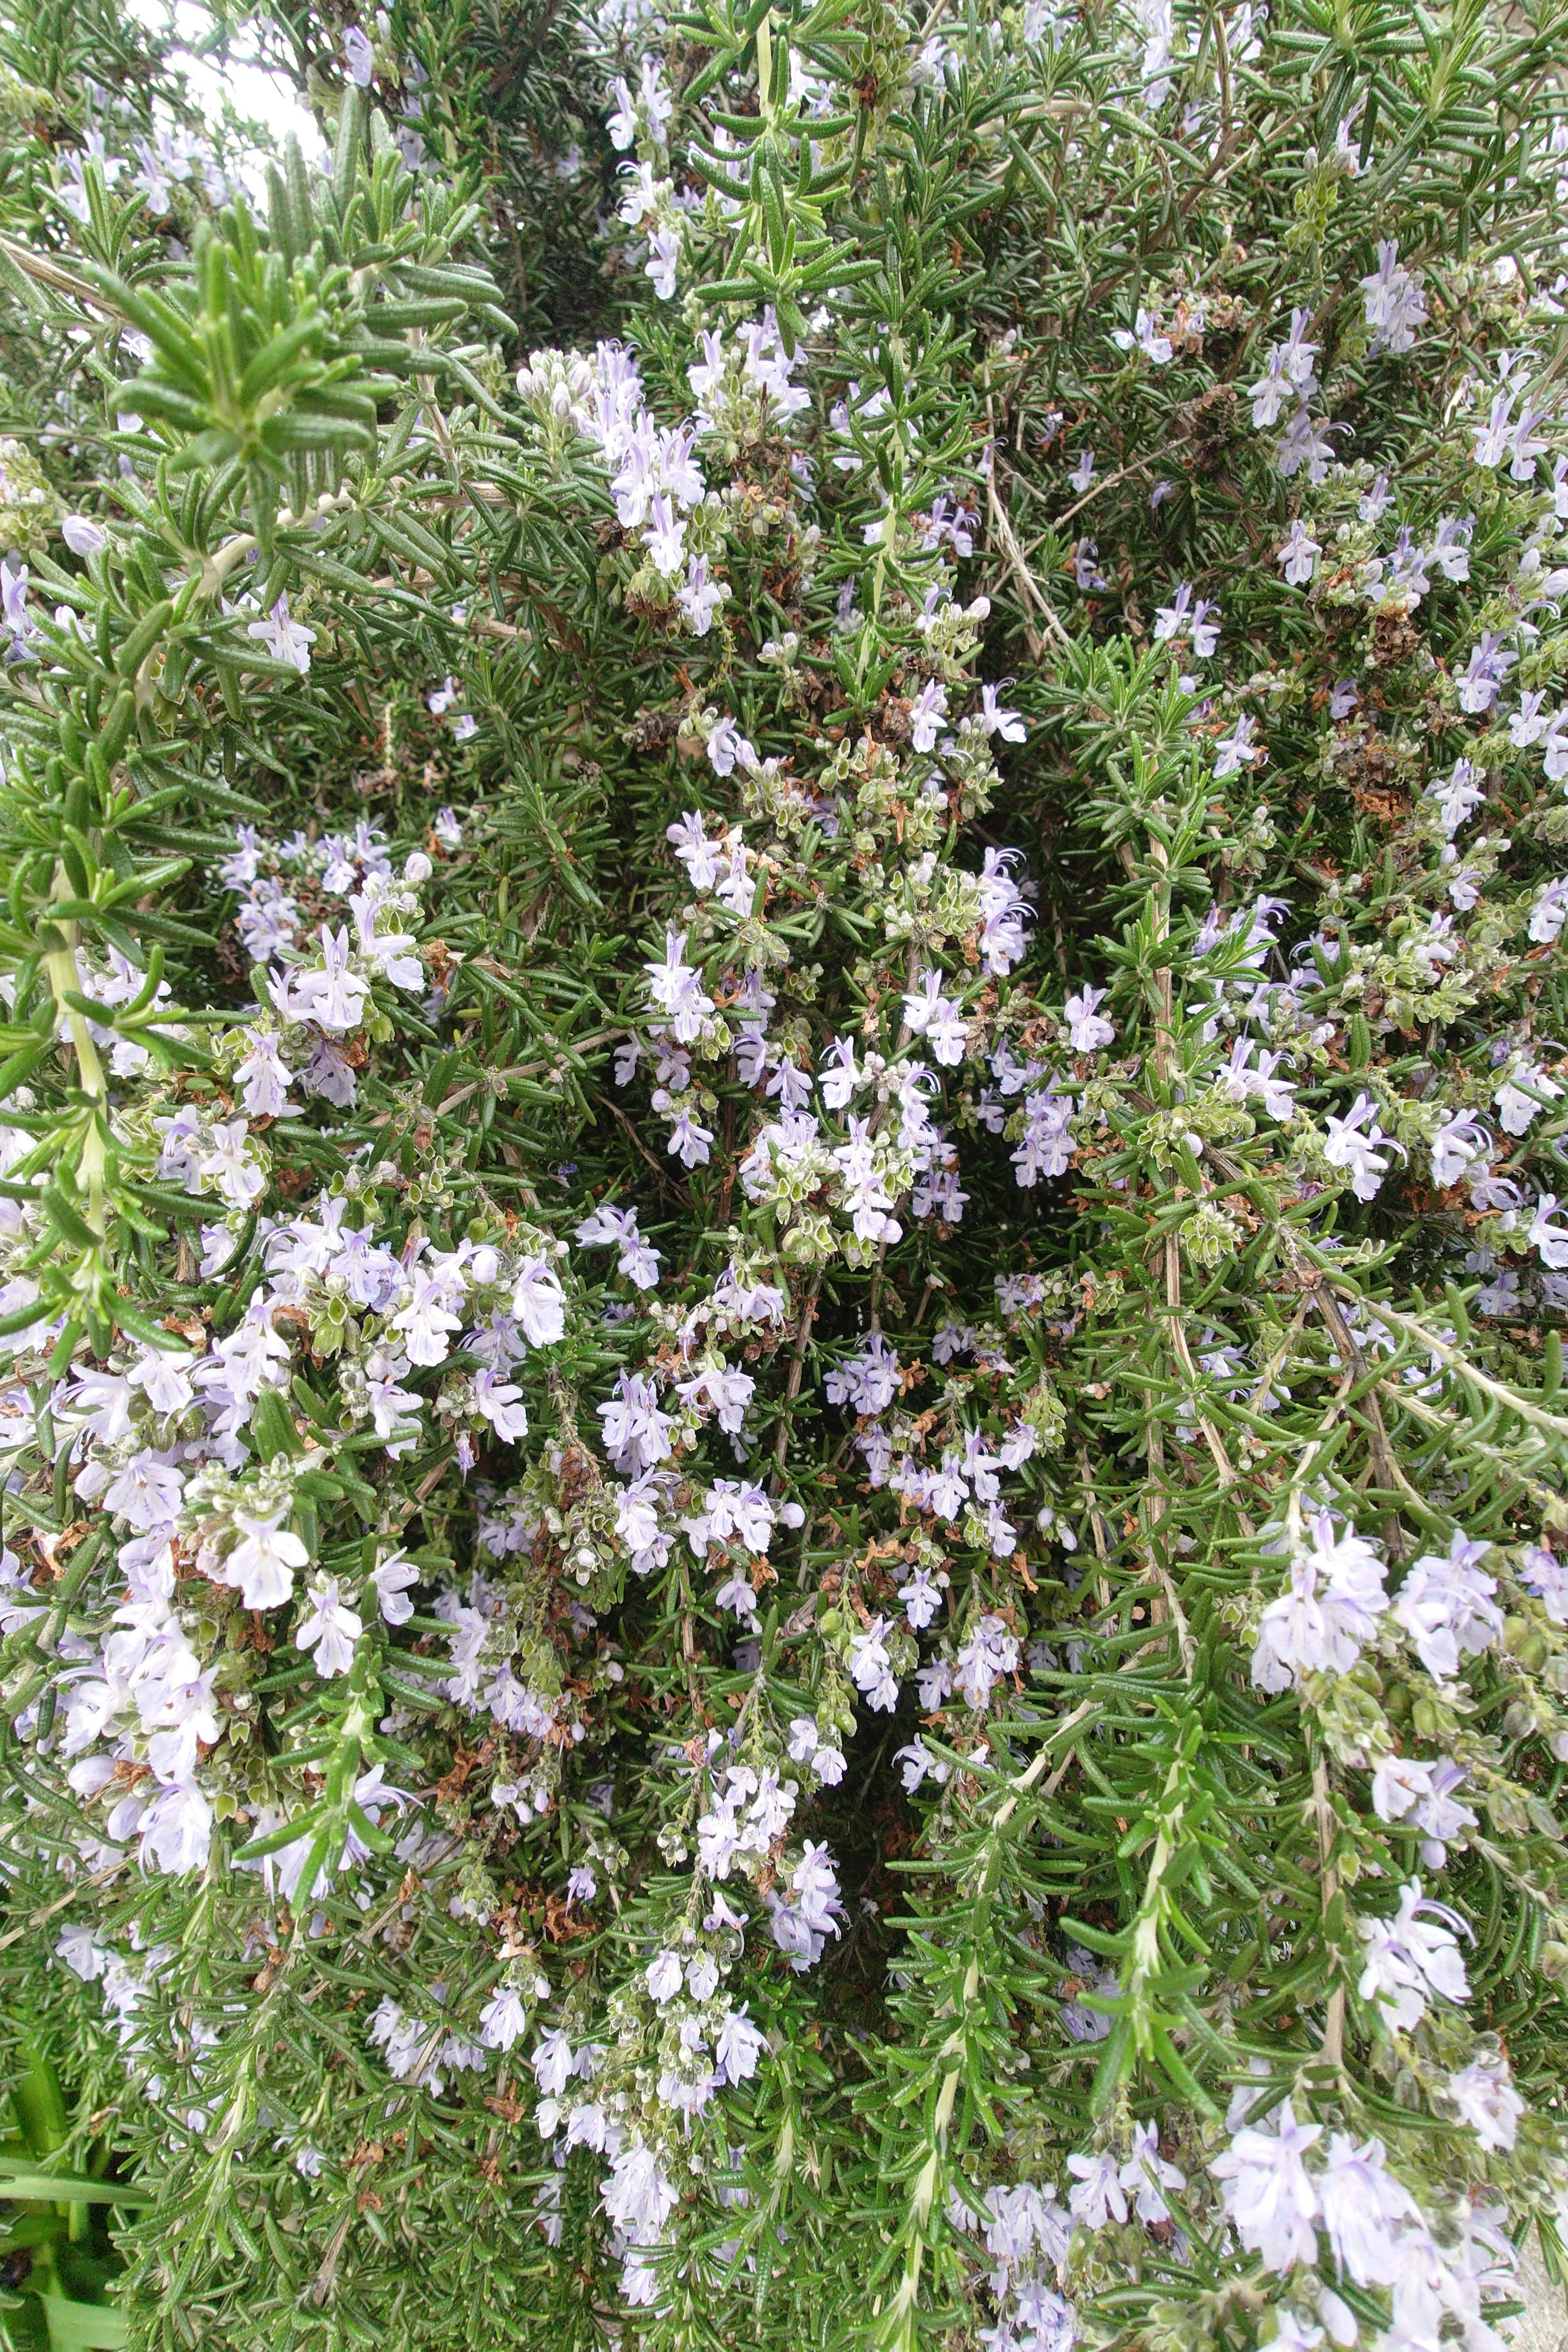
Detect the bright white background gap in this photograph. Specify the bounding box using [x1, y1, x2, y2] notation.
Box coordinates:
[124, 0, 329, 180]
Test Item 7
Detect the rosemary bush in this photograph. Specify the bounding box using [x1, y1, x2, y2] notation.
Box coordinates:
[3, 0, 1568, 2345]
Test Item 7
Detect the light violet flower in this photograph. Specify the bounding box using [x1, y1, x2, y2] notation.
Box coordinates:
[1209, 2100, 1322, 2274]
[1251, 1511, 1387, 1691]
[294, 1575, 363, 1676]
[246, 594, 316, 675]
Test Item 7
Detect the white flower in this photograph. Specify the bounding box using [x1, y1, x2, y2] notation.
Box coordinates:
[294, 1575, 363, 1676]
[61, 515, 105, 556]
[220, 1508, 308, 1611]
[512, 1257, 566, 1346]
[1209, 2099, 1321, 2274]
[715, 2005, 766, 2082]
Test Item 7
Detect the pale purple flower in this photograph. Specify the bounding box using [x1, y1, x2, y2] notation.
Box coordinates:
[246, 594, 316, 675]
[1251, 1510, 1387, 1691]
[1447, 2054, 1524, 2152]
[1430, 1109, 1490, 1189]
[1209, 2100, 1321, 2274]
[1318, 2132, 1414, 2286]
[1456, 631, 1515, 715]
[219, 1509, 307, 1611]
[479, 1987, 528, 2049]
[1322, 1092, 1398, 1201]
[909, 677, 949, 753]
[715, 2007, 766, 2083]
[1530, 1193, 1568, 1269]
[510, 1256, 566, 1347]
[371, 1549, 419, 1626]
[1064, 986, 1114, 1052]
[600, 2142, 678, 2245]
[1356, 1878, 1470, 2030]
[1277, 408, 1341, 482]
[291, 927, 370, 1033]
[677, 554, 725, 635]
[1213, 712, 1259, 777]
[1276, 519, 1321, 586]
[1391, 1529, 1501, 1681]
[1066, 2150, 1127, 2229]
[645, 1949, 683, 2002]
[1528, 877, 1568, 944]
[295, 1575, 363, 1677]
[1360, 240, 1427, 354]
[643, 929, 714, 1042]
[1119, 2120, 1185, 2223]
[1074, 536, 1108, 590]
[979, 683, 1026, 741]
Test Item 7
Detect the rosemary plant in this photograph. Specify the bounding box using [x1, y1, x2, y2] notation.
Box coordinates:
[3, 0, 1568, 2345]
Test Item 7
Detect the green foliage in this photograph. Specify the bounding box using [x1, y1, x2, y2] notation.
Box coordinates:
[1, 0, 1568, 2345]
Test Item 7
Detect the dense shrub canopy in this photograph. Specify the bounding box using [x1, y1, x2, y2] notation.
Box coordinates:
[4, 0, 1568, 2346]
